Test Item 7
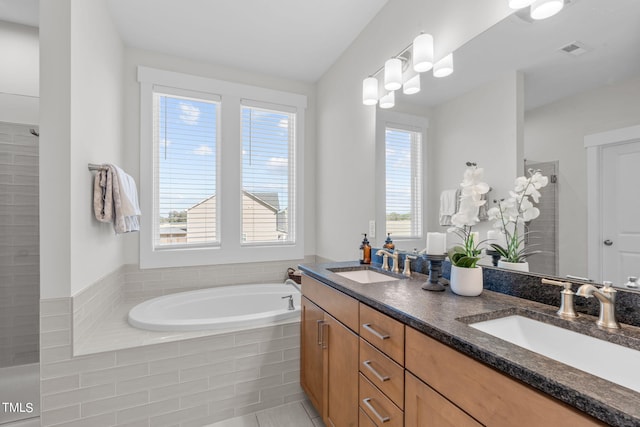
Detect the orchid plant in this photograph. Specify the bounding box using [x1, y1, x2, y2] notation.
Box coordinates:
[487, 169, 549, 263]
[448, 163, 490, 268]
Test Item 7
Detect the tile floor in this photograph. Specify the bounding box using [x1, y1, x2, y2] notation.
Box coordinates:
[206, 399, 325, 427]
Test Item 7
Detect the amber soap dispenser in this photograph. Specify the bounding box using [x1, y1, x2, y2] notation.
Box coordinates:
[360, 233, 371, 264]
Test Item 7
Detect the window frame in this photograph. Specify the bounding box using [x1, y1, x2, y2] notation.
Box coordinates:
[138, 66, 306, 268]
[375, 110, 428, 251]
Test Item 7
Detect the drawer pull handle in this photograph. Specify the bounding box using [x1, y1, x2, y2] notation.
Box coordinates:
[321, 322, 328, 349]
[362, 397, 390, 423]
[362, 323, 390, 340]
[363, 360, 390, 382]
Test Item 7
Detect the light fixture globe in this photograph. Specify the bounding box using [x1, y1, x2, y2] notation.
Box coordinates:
[379, 90, 395, 109]
[362, 77, 379, 106]
[508, 0, 535, 9]
[433, 53, 454, 78]
[384, 58, 402, 91]
[403, 73, 420, 95]
[530, 0, 564, 20]
[413, 33, 434, 72]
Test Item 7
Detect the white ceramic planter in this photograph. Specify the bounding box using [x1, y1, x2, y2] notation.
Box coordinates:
[450, 265, 483, 296]
[497, 260, 530, 272]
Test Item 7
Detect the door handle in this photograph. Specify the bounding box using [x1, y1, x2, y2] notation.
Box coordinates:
[316, 320, 324, 346]
[604, 239, 613, 246]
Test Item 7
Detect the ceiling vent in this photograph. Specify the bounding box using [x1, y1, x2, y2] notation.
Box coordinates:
[559, 41, 591, 56]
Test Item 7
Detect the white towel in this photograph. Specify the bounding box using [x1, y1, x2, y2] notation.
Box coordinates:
[439, 189, 459, 226]
[93, 164, 141, 234]
[111, 164, 141, 233]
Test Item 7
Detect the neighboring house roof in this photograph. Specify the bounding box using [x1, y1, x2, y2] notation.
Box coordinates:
[187, 190, 282, 213]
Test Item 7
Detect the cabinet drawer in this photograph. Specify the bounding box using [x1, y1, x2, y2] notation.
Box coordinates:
[405, 371, 482, 427]
[359, 408, 377, 427]
[359, 338, 404, 409]
[359, 374, 403, 427]
[359, 303, 404, 365]
[405, 327, 605, 427]
[302, 274, 359, 331]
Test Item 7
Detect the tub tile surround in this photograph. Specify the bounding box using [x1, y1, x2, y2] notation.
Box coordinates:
[41, 257, 312, 427]
[300, 261, 640, 426]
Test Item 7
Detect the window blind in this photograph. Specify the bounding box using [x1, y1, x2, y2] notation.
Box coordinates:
[241, 102, 295, 244]
[385, 126, 423, 238]
[153, 90, 219, 248]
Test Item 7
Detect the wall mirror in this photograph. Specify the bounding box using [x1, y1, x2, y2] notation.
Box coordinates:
[386, 0, 640, 286]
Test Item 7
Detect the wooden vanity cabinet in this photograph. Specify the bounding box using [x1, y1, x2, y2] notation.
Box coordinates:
[405, 327, 605, 427]
[301, 276, 359, 427]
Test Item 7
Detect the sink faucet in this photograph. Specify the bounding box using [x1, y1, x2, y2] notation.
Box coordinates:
[541, 278, 578, 318]
[576, 281, 620, 329]
[376, 249, 400, 273]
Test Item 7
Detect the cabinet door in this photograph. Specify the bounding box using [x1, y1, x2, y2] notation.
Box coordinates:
[405, 372, 482, 427]
[301, 296, 324, 414]
[325, 313, 359, 427]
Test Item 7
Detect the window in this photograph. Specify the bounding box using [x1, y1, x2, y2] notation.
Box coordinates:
[241, 103, 295, 245]
[375, 110, 427, 248]
[153, 89, 219, 248]
[139, 67, 306, 268]
[385, 126, 423, 238]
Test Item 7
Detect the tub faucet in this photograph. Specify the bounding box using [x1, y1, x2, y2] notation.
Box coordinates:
[376, 249, 400, 273]
[284, 279, 302, 293]
[282, 295, 295, 311]
[576, 281, 620, 329]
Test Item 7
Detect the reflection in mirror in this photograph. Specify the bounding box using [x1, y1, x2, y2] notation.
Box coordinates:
[387, 0, 640, 286]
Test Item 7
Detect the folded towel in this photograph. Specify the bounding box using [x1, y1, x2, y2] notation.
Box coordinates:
[439, 189, 459, 226]
[93, 164, 141, 234]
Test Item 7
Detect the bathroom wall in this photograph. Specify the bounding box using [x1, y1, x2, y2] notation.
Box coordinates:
[0, 21, 39, 124]
[40, 0, 126, 299]
[524, 74, 640, 278]
[315, 0, 514, 260]
[428, 72, 523, 243]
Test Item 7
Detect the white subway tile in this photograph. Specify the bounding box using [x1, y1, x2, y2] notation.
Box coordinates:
[180, 384, 236, 409]
[150, 353, 208, 375]
[207, 367, 260, 390]
[259, 359, 300, 378]
[180, 334, 235, 356]
[42, 383, 115, 410]
[207, 391, 259, 414]
[234, 374, 283, 395]
[150, 378, 208, 402]
[50, 412, 116, 427]
[81, 391, 148, 417]
[234, 326, 283, 346]
[116, 341, 180, 366]
[80, 362, 149, 387]
[258, 336, 299, 353]
[40, 404, 80, 426]
[41, 352, 116, 379]
[179, 359, 234, 383]
[116, 371, 178, 395]
[234, 351, 283, 371]
[41, 374, 80, 395]
[115, 398, 180, 424]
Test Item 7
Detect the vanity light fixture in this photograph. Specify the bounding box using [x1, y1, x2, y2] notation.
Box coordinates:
[384, 58, 403, 91]
[530, 0, 564, 20]
[362, 32, 452, 107]
[509, 0, 565, 20]
[433, 53, 454, 78]
[379, 90, 395, 109]
[412, 33, 434, 72]
[362, 76, 379, 105]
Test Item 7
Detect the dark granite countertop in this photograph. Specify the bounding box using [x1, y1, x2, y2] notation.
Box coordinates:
[299, 261, 640, 427]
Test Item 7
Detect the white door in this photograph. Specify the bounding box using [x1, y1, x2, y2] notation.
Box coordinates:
[601, 140, 640, 285]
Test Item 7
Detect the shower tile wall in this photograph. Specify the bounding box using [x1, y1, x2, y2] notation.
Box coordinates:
[0, 122, 39, 367]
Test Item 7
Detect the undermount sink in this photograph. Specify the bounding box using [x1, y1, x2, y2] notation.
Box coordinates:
[332, 269, 401, 284]
[470, 315, 640, 393]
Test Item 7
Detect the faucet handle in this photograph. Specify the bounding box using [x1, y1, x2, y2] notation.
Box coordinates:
[542, 278, 573, 291]
[542, 278, 578, 318]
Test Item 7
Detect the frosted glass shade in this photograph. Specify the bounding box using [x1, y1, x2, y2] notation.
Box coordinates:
[530, 0, 564, 20]
[433, 53, 454, 78]
[362, 77, 379, 106]
[379, 90, 395, 109]
[508, 0, 535, 9]
[413, 33, 434, 72]
[384, 58, 402, 91]
[403, 73, 420, 95]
